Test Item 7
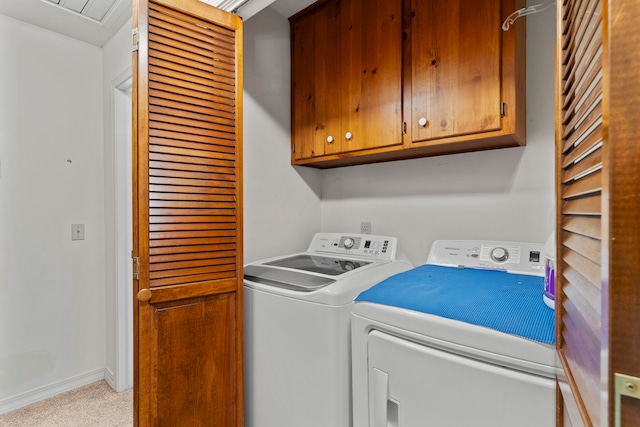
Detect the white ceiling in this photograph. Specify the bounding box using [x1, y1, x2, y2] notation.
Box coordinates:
[0, 0, 131, 46]
[269, 0, 314, 18]
[0, 0, 315, 47]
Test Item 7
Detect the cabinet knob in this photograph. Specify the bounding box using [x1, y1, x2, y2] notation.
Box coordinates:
[327, 135, 334, 144]
[345, 132, 353, 140]
[418, 117, 428, 127]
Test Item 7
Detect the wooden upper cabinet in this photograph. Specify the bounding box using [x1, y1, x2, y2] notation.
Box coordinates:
[405, 0, 526, 152]
[290, 0, 403, 165]
[290, 0, 526, 168]
[409, 0, 501, 141]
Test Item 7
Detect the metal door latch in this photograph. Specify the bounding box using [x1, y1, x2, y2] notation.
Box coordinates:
[615, 373, 640, 427]
[131, 251, 140, 280]
[132, 28, 139, 52]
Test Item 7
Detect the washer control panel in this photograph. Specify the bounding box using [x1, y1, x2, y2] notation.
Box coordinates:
[308, 233, 397, 261]
[427, 240, 545, 276]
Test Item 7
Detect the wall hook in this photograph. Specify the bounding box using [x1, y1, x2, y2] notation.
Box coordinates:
[502, 0, 555, 31]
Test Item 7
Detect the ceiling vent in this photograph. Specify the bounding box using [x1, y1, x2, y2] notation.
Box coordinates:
[200, 0, 276, 20]
[42, 0, 123, 24]
[203, 0, 251, 12]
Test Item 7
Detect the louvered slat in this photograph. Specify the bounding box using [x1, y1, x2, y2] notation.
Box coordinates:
[562, 144, 601, 182]
[563, 193, 601, 215]
[149, 243, 236, 256]
[557, 0, 603, 424]
[562, 277, 601, 330]
[147, 2, 238, 288]
[149, 3, 235, 49]
[562, 215, 601, 239]
[561, 323, 601, 410]
[562, 232, 600, 265]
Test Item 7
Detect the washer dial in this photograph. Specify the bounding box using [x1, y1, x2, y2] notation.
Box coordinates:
[343, 238, 355, 249]
[490, 247, 509, 262]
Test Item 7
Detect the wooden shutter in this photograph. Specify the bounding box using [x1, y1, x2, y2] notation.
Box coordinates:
[146, 3, 238, 286]
[556, 0, 603, 424]
[132, 0, 243, 425]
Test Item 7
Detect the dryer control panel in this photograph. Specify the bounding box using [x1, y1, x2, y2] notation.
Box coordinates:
[427, 240, 545, 276]
[309, 233, 398, 261]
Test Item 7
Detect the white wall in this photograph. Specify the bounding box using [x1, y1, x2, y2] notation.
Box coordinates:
[243, 8, 322, 262]
[244, 5, 556, 266]
[320, 10, 557, 266]
[0, 14, 106, 411]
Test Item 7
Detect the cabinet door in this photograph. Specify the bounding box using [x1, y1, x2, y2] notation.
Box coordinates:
[410, 0, 501, 142]
[340, 0, 403, 152]
[291, 0, 342, 160]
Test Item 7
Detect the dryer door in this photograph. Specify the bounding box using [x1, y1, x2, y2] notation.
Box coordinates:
[366, 331, 555, 427]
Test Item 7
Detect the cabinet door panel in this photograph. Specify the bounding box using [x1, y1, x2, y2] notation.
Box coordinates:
[317, 0, 343, 155]
[342, 0, 403, 152]
[291, 1, 341, 159]
[411, 0, 501, 142]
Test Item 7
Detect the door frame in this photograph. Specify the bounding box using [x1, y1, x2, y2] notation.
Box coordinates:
[113, 70, 134, 392]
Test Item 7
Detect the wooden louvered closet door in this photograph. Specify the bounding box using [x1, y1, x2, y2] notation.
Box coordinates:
[132, 0, 243, 425]
[556, 0, 604, 423]
[556, 0, 640, 425]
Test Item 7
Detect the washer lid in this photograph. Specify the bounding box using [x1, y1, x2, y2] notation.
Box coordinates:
[244, 264, 337, 292]
[266, 254, 372, 276]
[244, 255, 372, 291]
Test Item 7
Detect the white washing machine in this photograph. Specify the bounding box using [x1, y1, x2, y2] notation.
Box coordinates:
[351, 240, 559, 427]
[244, 233, 413, 427]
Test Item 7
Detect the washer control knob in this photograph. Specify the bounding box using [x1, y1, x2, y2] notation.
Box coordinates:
[491, 247, 509, 262]
[343, 238, 355, 249]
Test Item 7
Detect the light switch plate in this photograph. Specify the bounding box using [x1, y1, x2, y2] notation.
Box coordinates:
[72, 224, 85, 241]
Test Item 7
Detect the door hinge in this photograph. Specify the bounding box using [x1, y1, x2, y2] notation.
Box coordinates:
[402, 122, 407, 134]
[131, 251, 140, 280]
[615, 373, 640, 427]
[132, 28, 139, 52]
[292, 143, 296, 153]
[500, 102, 506, 117]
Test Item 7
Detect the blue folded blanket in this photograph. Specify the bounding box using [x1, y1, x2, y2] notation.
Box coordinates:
[355, 264, 555, 345]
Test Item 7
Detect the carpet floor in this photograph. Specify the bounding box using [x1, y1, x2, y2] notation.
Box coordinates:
[0, 381, 132, 427]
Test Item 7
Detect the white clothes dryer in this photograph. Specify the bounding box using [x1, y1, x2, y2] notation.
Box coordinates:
[351, 240, 560, 427]
[244, 233, 412, 427]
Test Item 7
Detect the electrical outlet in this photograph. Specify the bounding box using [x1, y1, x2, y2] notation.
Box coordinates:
[361, 221, 372, 234]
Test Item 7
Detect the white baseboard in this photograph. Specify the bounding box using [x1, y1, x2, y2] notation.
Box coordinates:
[103, 367, 117, 391]
[0, 368, 105, 415]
